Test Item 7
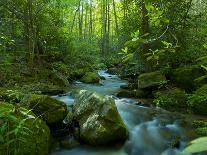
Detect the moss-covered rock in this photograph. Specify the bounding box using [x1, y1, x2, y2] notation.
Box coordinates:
[117, 89, 147, 98]
[60, 137, 80, 149]
[170, 65, 205, 91]
[49, 71, 69, 87]
[29, 94, 68, 124]
[73, 90, 128, 146]
[154, 88, 187, 112]
[0, 103, 50, 155]
[187, 84, 207, 115]
[138, 71, 167, 89]
[80, 72, 100, 84]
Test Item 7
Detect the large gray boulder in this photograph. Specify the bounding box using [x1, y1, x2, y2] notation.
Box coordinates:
[73, 90, 128, 145]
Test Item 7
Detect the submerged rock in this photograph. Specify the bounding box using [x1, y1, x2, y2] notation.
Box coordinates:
[73, 90, 128, 145]
[29, 94, 68, 124]
[60, 137, 80, 149]
[138, 71, 167, 89]
[0, 103, 50, 155]
[80, 72, 100, 84]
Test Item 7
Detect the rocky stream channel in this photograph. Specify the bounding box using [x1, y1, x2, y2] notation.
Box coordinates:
[51, 71, 200, 155]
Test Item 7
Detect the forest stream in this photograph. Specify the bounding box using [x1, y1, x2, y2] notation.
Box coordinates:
[51, 71, 199, 155]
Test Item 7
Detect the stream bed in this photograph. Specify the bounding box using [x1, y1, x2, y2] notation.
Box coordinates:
[52, 71, 197, 155]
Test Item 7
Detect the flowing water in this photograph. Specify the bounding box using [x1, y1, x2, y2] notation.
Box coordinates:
[52, 71, 197, 155]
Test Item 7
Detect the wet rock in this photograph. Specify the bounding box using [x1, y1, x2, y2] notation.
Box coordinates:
[138, 71, 167, 89]
[0, 103, 50, 155]
[107, 67, 118, 75]
[117, 89, 147, 98]
[80, 72, 100, 84]
[117, 89, 134, 98]
[136, 99, 154, 108]
[170, 136, 181, 148]
[73, 90, 128, 146]
[29, 94, 68, 124]
[60, 137, 80, 149]
[100, 76, 106, 80]
[120, 84, 129, 90]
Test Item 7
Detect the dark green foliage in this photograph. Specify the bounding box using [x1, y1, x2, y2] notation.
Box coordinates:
[169, 66, 205, 91]
[154, 88, 187, 112]
[187, 84, 207, 115]
[0, 103, 50, 155]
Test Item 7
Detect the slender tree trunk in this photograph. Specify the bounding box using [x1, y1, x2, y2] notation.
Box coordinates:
[141, 0, 150, 53]
[141, 0, 150, 71]
[112, 0, 119, 35]
[71, 8, 79, 33]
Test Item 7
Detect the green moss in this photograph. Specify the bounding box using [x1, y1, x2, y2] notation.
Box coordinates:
[195, 84, 207, 95]
[0, 103, 50, 155]
[187, 85, 207, 115]
[154, 88, 187, 112]
[80, 72, 100, 84]
[138, 71, 167, 89]
[73, 90, 128, 145]
[29, 94, 68, 124]
[49, 71, 69, 87]
[192, 120, 207, 136]
[170, 65, 205, 91]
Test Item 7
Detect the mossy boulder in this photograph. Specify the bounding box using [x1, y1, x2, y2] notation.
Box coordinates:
[187, 84, 207, 115]
[49, 71, 69, 87]
[170, 65, 205, 91]
[29, 94, 68, 124]
[138, 71, 167, 89]
[154, 88, 187, 112]
[80, 72, 100, 84]
[73, 90, 128, 146]
[117, 89, 147, 98]
[0, 103, 50, 155]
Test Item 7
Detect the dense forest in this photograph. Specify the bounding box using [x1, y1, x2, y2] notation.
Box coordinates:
[0, 0, 207, 154]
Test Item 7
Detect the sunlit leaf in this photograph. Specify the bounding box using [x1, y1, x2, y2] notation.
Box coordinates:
[182, 137, 207, 154]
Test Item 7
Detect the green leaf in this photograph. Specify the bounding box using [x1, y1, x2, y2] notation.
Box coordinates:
[203, 44, 207, 49]
[182, 137, 207, 154]
[121, 47, 128, 54]
[201, 65, 207, 71]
